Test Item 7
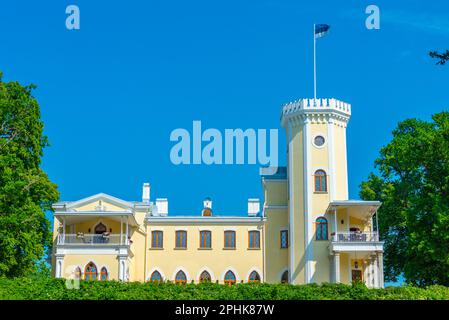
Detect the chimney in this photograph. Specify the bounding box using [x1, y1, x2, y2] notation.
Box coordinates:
[248, 198, 260, 216]
[203, 197, 212, 209]
[202, 197, 213, 217]
[142, 183, 150, 204]
[156, 198, 168, 216]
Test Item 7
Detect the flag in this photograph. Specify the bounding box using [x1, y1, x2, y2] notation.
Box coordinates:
[314, 24, 330, 39]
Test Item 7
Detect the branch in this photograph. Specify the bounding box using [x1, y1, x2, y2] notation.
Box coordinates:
[429, 50, 449, 65]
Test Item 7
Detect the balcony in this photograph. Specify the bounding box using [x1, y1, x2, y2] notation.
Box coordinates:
[331, 232, 379, 242]
[329, 232, 383, 253]
[57, 233, 129, 246]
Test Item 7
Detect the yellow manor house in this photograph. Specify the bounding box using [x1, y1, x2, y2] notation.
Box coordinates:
[52, 97, 384, 288]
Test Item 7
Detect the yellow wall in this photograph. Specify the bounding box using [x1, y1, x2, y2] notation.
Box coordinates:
[145, 223, 264, 283]
[61, 254, 119, 280]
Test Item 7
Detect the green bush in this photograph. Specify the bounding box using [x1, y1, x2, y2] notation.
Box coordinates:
[0, 276, 448, 300]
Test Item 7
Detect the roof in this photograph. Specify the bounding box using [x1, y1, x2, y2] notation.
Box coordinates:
[260, 166, 287, 180]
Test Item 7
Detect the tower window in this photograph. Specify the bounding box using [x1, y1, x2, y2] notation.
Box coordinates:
[316, 217, 328, 240]
[280, 230, 289, 248]
[313, 135, 326, 147]
[314, 170, 327, 192]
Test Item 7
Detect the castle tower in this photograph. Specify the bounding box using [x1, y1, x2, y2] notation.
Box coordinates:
[281, 98, 351, 284]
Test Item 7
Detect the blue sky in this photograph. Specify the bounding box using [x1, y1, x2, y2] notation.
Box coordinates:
[0, 0, 448, 218]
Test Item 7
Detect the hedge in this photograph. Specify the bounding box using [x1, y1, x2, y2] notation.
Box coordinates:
[1, 277, 449, 300]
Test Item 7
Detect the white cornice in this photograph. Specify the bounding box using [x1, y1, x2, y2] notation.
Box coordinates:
[146, 216, 265, 224]
[281, 98, 351, 128]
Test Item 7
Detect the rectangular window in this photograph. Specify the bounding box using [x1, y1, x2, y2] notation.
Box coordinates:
[280, 230, 288, 248]
[224, 231, 236, 249]
[248, 230, 260, 249]
[200, 230, 211, 248]
[151, 230, 163, 248]
[175, 230, 187, 249]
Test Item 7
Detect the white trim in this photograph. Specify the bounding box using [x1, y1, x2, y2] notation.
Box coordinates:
[91, 220, 109, 234]
[223, 227, 236, 232]
[329, 242, 384, 253]
[287, 122, 295, 283]
[197, 227, 212, 232]
[61, 193, 134, 211]
[327, 121, 336, 201]
[247, 226, 259, 231]
[303, 119, 313, 283]
[342, 126, 349, 198]
[147, 267, 166, 281]
[221, 267, 240, 282]
[147, 217, 264, 223]
[172, 267, 190, 281]
[196, 267, 215, 282]
[174, 227, 188, 231]
[264, 205, 288, 210]
[246, 267, 263, 282]
[55, 246, 129, 255]
[148, 227, 165, 232]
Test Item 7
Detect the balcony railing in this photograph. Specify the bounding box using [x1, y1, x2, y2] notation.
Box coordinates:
[331, 232, 379, 242]
[57, 234, 129, 245]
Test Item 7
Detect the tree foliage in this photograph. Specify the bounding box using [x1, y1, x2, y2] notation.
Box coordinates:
[0, 277, 449, 300]
[0, 72, 59, 277]
[360, 112, 449, 286]
[429, 50, 449, 65]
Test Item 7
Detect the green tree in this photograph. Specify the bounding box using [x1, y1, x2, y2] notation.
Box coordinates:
[360, 113, 449, 286]
[429, 50, 449, 65]
[0, 72, 59, 277]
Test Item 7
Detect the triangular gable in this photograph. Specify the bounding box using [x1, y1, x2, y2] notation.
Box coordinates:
[65, 193, 133, 212]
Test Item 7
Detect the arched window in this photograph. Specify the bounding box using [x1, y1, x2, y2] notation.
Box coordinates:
[281, 270, 288, 284]
[175, 270, 187, 284]
[150, 271, 163, 282]
[100, 267, 108, 281]
[199, 270, 211, 283]
[248, 271, 261, 283]
[74, 267, 81, 279]
[84, 262, 98, 280]
[94, 222, 107, 234]
[224, 270, 236, 285]
[316, 217, 328, 240]
[314, 170, 327, 192]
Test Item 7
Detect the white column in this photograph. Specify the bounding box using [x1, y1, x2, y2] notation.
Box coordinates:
[333, 252, 340, 283]
[118, 256, 127, 281]
[372, 254, 379, 288]
[55, 255, 64, 278]
[377, 252, 384, 288]
[126, 219, 129, 245]
[120, 216, 123, 245]
[333, 208, 338, 240]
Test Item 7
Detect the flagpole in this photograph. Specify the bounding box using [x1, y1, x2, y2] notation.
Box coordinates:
[313, 23, 317, 100]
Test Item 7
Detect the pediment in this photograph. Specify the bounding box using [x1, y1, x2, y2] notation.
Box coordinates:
[65, 193, 133, 212]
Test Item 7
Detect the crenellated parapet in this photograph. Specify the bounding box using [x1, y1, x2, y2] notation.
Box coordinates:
[281, 98, 351, 128]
